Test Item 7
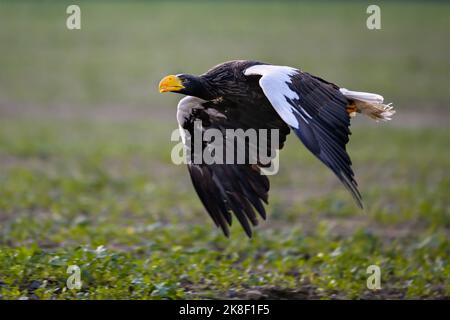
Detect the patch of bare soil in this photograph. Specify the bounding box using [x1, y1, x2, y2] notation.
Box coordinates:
[225, 285, 448, 300]
[231, 286, 320, 299]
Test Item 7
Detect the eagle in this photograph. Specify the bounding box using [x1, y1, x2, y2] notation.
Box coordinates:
[159, 60, 395, 237]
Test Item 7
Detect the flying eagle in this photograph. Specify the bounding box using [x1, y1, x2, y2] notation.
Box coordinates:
[159, 60, 395, 237]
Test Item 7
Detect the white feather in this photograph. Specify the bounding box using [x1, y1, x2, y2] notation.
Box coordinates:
[176, 96, 207, 144]
[340, 88, 395, 121]
[244, 65, 303, 128]
[176, 96, 206, 125]
[339, 88, 384, 104]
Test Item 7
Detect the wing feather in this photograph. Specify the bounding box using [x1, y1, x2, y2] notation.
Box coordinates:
[245, 65, 363, 208]
[177, 96, 288, 237]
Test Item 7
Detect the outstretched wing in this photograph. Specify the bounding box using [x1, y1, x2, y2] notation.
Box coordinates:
[244, 65, 362, 208]
[177, 96, 290, 237]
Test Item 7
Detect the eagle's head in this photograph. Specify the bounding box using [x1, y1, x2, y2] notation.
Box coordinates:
[159, 74, 213, 99]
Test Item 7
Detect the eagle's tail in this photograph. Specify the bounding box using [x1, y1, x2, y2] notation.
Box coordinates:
[340, 88, 395, 121]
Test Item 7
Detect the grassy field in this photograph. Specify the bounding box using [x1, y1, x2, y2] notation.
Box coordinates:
[0, 1, 449, 299]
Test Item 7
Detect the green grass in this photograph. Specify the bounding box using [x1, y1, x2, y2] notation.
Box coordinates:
[0, 118, 448, 299]
[0, 1, 449, 299]
[1, 1, 450, 108]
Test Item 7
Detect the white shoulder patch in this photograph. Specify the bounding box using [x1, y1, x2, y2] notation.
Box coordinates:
[176, 96, 206, 125]
[244, 65, 303, 128]
[176, 96, 206, 145]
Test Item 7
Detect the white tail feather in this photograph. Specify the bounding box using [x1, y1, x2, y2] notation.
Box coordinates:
[360, 102, 395, 121]
[340, 88, 395, 121]
[340, 88, 384, 104]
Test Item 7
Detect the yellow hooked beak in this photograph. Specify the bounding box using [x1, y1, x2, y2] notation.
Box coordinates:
[159, 75, 185, 93]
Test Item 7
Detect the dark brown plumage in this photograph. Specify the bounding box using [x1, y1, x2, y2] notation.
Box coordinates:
[159, 60, 394, 237]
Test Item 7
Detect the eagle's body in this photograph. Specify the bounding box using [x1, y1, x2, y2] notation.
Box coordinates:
[159, 60, 395, 237]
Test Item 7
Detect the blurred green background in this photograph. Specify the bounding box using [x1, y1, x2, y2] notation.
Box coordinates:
[0, 1, 448, 299]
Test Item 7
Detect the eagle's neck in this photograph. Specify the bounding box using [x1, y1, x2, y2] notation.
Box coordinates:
[186, 76, 216, 101]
